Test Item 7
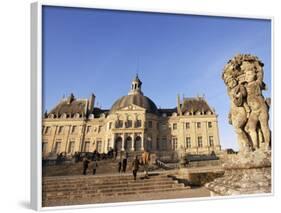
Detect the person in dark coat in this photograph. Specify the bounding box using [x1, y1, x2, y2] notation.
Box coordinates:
[132, 156, 140, 180]
[92, 160, 98, 175]
[118, 160, 122, 173]
[82, 157, 90, 175]
[122, 157, 127, 173]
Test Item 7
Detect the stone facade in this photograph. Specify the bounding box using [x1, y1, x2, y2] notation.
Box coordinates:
[42, 75, 221, 158]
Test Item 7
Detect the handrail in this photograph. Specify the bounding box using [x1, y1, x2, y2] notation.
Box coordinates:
[155, 159, 178, 170]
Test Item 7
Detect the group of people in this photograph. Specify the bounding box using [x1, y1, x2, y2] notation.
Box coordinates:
[82, 151, 151, 181]
[82, 158, 98, 175]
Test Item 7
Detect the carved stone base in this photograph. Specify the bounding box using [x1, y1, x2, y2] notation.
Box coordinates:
[205, 149, 271, 196]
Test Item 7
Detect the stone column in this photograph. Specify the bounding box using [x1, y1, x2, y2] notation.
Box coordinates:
[131, 133, 135, 151]
[121, 133, 125, 151]
[141, 133, 144, 151]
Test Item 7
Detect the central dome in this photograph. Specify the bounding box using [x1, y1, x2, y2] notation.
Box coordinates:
[110, 75, 158, 114]
[110, 94, 158, 114]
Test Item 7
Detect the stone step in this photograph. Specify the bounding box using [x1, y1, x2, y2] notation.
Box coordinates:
[44, 183, 185, 197]
[43, 186, 189, 201]
[43, 180, 181, 192]
[43, 174, 169, 183]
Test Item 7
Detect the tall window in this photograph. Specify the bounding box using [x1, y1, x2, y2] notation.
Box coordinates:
[172, 137, 178, 150]
[135, 120, 142, 128]
[97, 140, 102, 153]
[84, 141, 90, 152]
[197, 122, 201, 128]
[173, 123, 177, 130]
[116, 120, 123, 128]
[68, 141, 75, 154]
[86, 126, 92, 133]
[71, 126, 77, 133]
[186, 137, 191, 148]
[148, 121, 153, 128]
[162, 136, 167, 150]
[108, 122, 112, 130]
[185, 122, 190, 129]
[209, 136, 214, 147]
[44, 126, 51, 134]
[58, 126, 64, 134]
[126, 120, 132, 128]
[208, 122, 213, 128]
[54, 141, 61, 154]
[198, 136, 203, 148]
[107, 139, 111, 150]
[42, 142, 48, 154]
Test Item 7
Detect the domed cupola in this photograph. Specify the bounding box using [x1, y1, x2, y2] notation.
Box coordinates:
[110, 75, 158, 114]
[128, 74, 143, 95]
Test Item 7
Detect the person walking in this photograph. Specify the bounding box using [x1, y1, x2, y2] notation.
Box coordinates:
[82, 157, 90, 175]
[141, 151, 150, 179]
[92, 160, 98, 175]
[132, 156, 140, 181]
[118, 160, 122, 173]
[122, 157, 127, 173]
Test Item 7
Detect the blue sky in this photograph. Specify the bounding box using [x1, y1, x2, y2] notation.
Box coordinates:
[42, 6, 271, 150]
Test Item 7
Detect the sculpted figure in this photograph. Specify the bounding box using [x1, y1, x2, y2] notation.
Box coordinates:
[222, 54, 271, 152]
[242, 62, 270, 149]
[225, 74, 251, 151]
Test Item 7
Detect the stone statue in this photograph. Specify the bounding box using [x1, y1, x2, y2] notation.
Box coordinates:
[205, 54, 271, 196]
[222, 54, 271, 152]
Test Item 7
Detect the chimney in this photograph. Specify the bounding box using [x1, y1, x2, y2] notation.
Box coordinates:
[177, 94, 182, 116]
[87, 93, 95, 114]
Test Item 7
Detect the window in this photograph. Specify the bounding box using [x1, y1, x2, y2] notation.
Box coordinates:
[86, 126, 92, 133]
[172, 137, 178, 150]
[97, 140, 102, 153]
[208, 122, 212, 128]
[109, 122, 112, 130]
[45, 126, 51, 134]
[135, 120, 142, 128]
[209, 136, 214, 147]
[173, 123, 177, 130]
[98, 126, 102, 132]
[161, 123, 167, 130]
[148, 121, 153, 128]
[126, 120, 132, 128]
[186, 122, 190, 129]
[58, 126, 64, 134]
[42, 142, 48, 154]
[198, 136, 203, 148]
[116, 120, 123, 128]
[71, 126, 77, 133]
[84, 141, 90, 152]
[186, 137, 191, 148]
[162, 137, 167, 150]
[107, 139, 111, 150]
[68, 141, 75, 154]
[197, 122, 201, 128]
[156, 138, 160, 150]
[54, 141, 61, 154]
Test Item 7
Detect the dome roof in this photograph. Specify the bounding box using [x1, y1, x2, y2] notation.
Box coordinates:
[110, 94, 158, 114]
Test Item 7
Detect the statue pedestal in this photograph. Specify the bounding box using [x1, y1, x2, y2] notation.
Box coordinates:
[205, 149, 271, 196]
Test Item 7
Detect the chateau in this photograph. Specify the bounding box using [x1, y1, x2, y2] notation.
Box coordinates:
[42, 75, 221, 158]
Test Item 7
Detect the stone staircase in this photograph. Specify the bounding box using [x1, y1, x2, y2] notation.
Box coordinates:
[43, 158, 159, 177]
[42, 172, 191, 207]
